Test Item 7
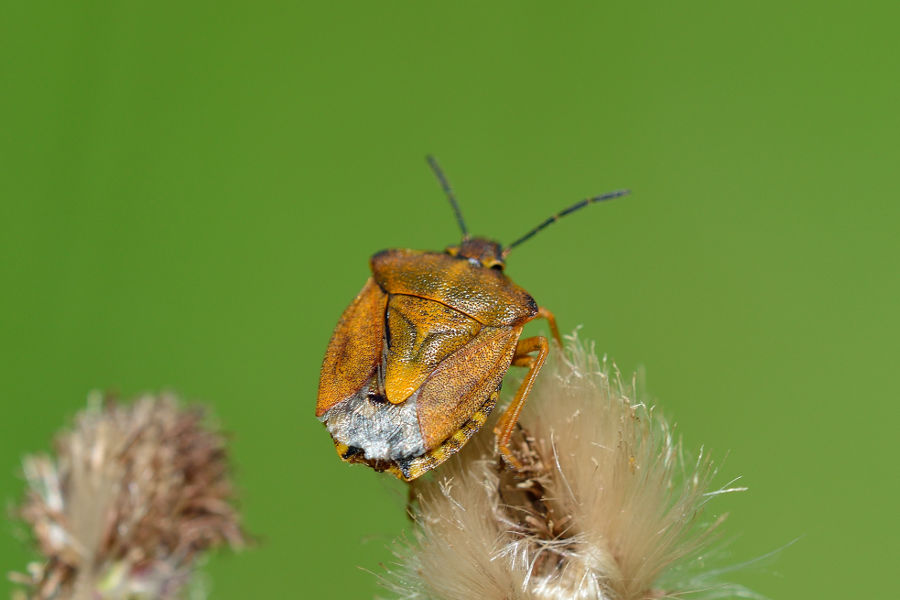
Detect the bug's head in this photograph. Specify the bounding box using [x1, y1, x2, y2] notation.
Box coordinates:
[446, 238, 505, 270]
[427, 155, 629, 268]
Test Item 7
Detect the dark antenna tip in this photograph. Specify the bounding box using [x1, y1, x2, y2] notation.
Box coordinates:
[426, 155, 469, 239]
[503, 188, 631, 256]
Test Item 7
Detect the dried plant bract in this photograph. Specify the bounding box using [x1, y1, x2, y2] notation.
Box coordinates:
[11, 393, 245, 600]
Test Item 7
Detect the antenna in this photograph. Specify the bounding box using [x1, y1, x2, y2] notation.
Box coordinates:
[426, 155, 469, 240]
[503, 189, 630, 255]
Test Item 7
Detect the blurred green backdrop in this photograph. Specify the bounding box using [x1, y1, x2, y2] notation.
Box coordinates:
[2, 2, 897, 598]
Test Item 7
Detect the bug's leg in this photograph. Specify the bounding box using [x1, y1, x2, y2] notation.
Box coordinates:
[536, 306, 562, 346]
[405, 481, 418, 522]
[494, 335, 549, 470]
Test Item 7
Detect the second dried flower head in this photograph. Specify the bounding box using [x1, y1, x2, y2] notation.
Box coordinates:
[13, 393, 245, 600]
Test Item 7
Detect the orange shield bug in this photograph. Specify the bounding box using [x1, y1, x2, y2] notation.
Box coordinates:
[316, 157, 628, 481]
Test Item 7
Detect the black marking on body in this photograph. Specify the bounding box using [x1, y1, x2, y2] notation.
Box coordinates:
[394, 456, 415, 479]
[341, 446, 364, 460]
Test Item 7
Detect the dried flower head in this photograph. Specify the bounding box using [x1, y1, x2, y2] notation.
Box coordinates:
[11, 393, 246, 600]
[383, 335, 754, 600]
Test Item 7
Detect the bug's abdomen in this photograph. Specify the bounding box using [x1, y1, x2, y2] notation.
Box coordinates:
[383, 294, 481, 405]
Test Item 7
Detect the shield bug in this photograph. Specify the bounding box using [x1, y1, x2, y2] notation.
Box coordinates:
[316, 157, 628, 481]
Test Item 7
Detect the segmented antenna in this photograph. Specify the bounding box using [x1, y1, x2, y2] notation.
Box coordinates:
[503, 189, 631, 255]
[426, 155, 469, 239]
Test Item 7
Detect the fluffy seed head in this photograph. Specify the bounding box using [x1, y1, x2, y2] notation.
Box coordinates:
[383, 335, 752, 600]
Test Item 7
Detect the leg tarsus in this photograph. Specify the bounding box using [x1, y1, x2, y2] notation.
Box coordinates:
[405, 481, 418, 521]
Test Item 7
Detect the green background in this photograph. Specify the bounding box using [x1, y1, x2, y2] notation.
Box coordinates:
[2, 2, 897, 598]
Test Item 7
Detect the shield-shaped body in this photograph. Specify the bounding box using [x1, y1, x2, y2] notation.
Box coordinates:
[316, 247, 539, 480]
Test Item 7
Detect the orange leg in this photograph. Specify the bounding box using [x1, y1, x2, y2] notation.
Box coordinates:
[536, 306, 562, 346]
[493, 335, 549, 469]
